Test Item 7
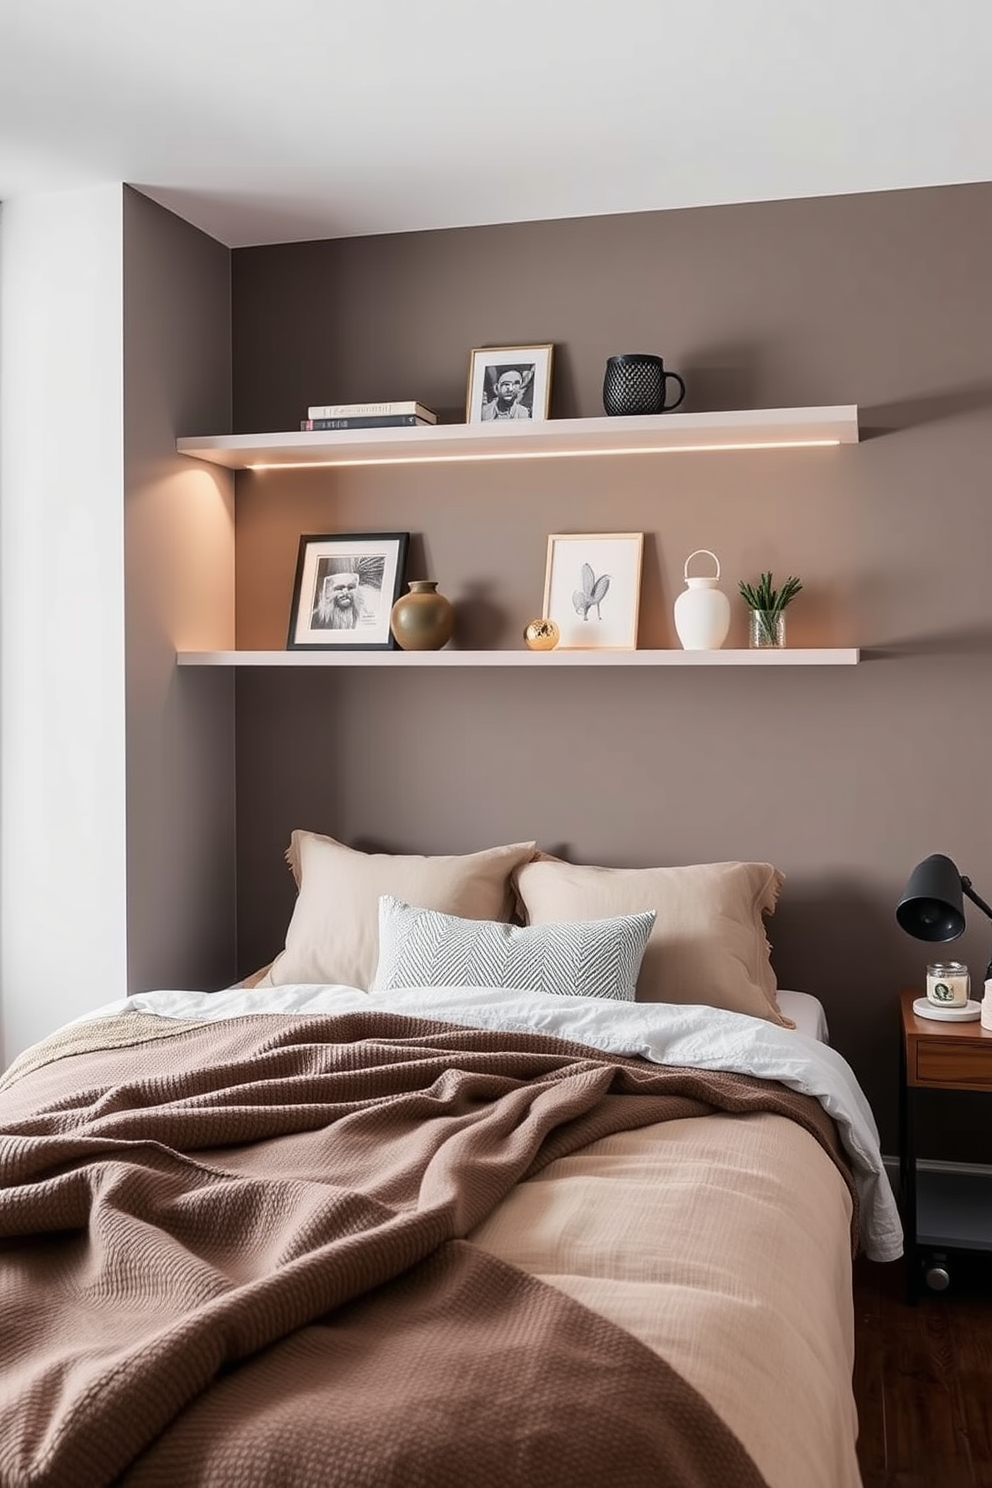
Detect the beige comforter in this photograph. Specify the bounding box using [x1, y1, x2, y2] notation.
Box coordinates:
[0, 1010, 857, 1488]
[473, 1105, 861, 1488]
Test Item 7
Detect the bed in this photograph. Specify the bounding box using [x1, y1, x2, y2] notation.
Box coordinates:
[0, 836, 902, 1488]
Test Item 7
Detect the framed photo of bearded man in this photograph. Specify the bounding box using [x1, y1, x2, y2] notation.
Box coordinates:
[466, 343, 554, 425]
[287, 531, 410, 650]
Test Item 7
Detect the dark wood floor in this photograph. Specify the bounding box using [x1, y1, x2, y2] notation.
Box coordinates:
[853, 1254, 992, 1487]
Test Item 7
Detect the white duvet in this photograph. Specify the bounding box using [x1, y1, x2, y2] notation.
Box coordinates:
[71, 982, 903, 1262]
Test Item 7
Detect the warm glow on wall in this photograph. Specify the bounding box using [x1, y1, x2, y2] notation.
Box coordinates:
[246, 438, 842, 471]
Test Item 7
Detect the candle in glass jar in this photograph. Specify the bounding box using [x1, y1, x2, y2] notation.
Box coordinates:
[926, 961, 970, 1007]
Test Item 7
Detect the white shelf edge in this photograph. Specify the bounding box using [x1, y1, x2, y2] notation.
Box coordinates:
[176, 405, 859, 470]
[176, 648, 861, 668]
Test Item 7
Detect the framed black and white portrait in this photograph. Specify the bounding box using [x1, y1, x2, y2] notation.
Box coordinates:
[542, 532, 644, 651]
[287, 532, 410, 650]
[465, 344, 554, 425]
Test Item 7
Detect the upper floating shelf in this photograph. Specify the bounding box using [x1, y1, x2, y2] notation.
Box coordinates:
[177, 649, 860, 668]
[176, 405, 860, 471]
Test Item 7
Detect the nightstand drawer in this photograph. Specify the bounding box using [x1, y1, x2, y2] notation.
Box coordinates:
[915, 1039, 992, 1090]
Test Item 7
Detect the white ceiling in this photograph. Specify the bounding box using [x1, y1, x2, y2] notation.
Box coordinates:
[1, 0, 990, 248]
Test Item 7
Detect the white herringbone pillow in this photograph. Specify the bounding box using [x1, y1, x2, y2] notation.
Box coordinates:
[370, 896, 656, 1001]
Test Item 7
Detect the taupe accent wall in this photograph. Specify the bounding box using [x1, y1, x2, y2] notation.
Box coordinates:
[124, 188, 238, 994]
[230, 184, 992, 1153]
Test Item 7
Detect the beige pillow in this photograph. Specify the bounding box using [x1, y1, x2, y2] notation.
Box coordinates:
[512, 856, 790, 1026]
[260, 832, 537, 990]
[239, 962, 272, 990]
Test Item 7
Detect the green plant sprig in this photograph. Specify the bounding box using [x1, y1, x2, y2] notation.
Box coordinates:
[737, 571, 803, 616]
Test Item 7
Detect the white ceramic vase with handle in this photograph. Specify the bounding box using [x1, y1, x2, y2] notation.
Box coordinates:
[673, 549, 731, 650]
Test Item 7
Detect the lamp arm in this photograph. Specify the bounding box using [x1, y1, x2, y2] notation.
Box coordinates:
[961, 879, 992, 983]
[961, 877, 992, 922]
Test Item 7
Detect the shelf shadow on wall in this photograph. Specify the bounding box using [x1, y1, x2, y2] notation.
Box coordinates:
[858, 382, 992, 440]
[861, 623, 992, 662]
[452, 581, 508, 650]
[670, 347, 767, 415]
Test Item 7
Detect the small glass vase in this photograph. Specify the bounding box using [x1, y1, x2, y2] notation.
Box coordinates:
[749, 609, 786, 649]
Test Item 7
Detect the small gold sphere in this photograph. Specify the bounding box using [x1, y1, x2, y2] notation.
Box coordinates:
[523, 618, 560, 651]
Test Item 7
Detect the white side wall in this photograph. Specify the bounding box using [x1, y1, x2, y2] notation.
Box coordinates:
[0, 186, 127, 1062]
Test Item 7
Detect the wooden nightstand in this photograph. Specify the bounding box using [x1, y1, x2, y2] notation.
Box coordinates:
[899, 989, 992, 1301]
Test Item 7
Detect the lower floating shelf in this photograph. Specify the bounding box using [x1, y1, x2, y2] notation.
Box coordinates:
[917, 1164, 992, 1253]
[177, 648, 860, 668]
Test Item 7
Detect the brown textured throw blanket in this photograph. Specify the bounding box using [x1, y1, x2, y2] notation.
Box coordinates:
[0, 1010, 855, 1488]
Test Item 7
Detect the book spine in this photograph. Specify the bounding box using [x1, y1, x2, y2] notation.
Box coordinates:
[300, 414, 427, 430]
[305, 401, 437, 422]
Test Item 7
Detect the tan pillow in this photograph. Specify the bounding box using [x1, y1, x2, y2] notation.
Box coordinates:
[260, 832, 537, 990]
[239, 962, 272, 990]
[512, 856, 790, 1026]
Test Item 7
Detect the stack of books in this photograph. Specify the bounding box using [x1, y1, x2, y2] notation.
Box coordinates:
[300, 401, 438, 431]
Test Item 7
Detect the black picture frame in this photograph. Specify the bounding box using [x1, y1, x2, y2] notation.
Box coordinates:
[286, 531, 410, 650]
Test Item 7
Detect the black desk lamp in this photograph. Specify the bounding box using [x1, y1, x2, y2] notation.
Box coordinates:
[896, 853, 992, 1021]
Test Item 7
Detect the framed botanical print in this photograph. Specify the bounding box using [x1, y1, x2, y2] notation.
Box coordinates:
[542, 532, 644, 651]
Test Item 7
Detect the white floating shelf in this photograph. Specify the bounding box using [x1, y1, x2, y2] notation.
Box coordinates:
[177, 649, 860, 668]
[176, 405, 859, 470]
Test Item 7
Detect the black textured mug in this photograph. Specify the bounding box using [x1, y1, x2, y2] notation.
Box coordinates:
[603, 354, 686, 416]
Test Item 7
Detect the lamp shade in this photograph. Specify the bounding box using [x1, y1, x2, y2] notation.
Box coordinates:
[895, 853, 966, 942]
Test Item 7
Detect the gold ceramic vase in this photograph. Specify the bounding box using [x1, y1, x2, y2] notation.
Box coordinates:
[389, 580, 455, 651]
